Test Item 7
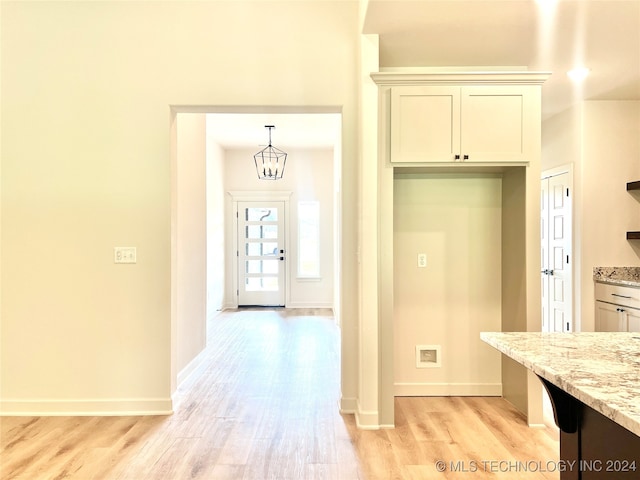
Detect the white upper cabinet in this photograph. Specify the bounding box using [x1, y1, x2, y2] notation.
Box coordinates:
[372, 71, 549, 166]
[390, 86, 460, 163]
[461, 86, 534, 162]
[390, 84, 535, 163]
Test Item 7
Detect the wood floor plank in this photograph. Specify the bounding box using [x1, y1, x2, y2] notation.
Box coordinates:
[0, 309, 560, 479]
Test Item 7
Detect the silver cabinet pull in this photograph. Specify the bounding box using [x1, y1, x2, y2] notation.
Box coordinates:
[611, 293, 633, 299]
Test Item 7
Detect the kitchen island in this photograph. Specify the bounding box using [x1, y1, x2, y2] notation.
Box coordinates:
[481, 332, 640, 479]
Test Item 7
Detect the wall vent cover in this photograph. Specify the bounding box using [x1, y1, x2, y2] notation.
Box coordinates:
[416, 345, 441, 368]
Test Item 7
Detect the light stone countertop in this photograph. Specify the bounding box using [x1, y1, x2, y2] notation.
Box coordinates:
[480, 331, 640, 437]
[593, 267, 640, 288]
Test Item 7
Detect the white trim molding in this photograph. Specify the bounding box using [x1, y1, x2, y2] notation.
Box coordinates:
[177, 345, 209, 387]
[0, 397, 173, 416]
[394, 382, 502, 397]
[227, 191, 293, 202]
[355, 399, 380, 430]
[339, 396, 357, 414]
[371, 71, 551, 86]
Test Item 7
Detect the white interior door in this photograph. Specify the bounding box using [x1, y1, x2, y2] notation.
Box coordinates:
[541, 170, 573, 332]
[237, 201, 286, 306]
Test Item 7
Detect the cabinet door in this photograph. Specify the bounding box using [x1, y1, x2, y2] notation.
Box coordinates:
[595, 301, 624, 332]
[460, 86, 534, 162]
[390, 86, 460, 163]
[627, 308, 640, 332]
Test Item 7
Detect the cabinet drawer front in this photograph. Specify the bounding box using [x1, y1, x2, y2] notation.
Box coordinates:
[594, 282, 640, 309]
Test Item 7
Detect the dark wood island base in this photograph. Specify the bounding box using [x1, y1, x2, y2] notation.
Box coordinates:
[540, 376, 640, 480]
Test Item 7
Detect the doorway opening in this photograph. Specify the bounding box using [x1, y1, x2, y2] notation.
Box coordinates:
[170, 106, 343, 394]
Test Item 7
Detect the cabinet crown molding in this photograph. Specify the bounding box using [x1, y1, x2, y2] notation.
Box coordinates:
[370, 71, 551, 86]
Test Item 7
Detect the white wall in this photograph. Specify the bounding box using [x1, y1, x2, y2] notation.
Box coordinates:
[580, 101, 640, 331]
[206, 137, 226, 316]
[176, 114, 207, 381]
[0, 1, 359, 414]
[223, 148, 334, 308]
[543, 101, 640, 332]
[542, 106, 583, 328]
[393, 175, 503, 396]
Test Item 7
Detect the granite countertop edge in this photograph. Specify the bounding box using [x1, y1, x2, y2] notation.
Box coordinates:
[593, 266, 640, 288]
[480, 331, 640, 438]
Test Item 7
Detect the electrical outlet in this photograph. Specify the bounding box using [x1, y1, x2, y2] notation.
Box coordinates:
[114, 247, 137, 264]
[417, 253, 427, 268]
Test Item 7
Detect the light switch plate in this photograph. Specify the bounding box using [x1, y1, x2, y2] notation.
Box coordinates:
[114, 247, 137, 264]
[417, 253, 427, 268]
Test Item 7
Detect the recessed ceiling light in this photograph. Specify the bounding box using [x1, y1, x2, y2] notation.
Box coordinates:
[567, 67, 590, 82]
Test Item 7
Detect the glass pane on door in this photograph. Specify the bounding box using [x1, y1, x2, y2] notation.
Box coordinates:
[246, 208, 278, 222]
[245, 259, 279, 274]
[246, 225, 278, 239]
[246, 242, 278, 256]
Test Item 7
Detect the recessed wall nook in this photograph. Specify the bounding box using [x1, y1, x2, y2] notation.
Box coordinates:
[373, 70, 550, 426]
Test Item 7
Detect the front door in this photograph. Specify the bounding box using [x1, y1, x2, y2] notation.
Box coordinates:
[237, 201, 286, 306]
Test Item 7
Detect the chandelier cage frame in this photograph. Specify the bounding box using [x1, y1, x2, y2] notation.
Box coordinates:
[254, 125, 287, 180]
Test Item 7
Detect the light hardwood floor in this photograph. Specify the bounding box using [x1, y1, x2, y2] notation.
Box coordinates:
[1, 309, 559, 479]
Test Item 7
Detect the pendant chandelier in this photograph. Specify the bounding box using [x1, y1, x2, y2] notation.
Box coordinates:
[254, 125, 287, 180]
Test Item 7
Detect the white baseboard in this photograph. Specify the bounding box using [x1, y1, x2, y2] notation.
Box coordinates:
[355, 400, 380, 430]
[283, 302, 334, 309]
[0, 397, 173, 416]
[221, 302, 333, 311]
[394, 382, 502, 397]
[339, 396, 357, 414]
[528, 423, 548, 429]
[341, 397, 388, 430]
[177, 346, 208, 387]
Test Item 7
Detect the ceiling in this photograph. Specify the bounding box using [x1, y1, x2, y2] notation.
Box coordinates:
[207, 1, 639, 149]
[206, 113, 341, 150]
[363, 0, 640, 119]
